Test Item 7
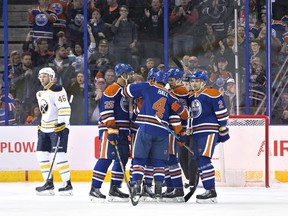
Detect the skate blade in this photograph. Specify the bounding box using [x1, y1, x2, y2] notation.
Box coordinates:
[90, 196, 106, 203]
[36, 190, 55, 196]
[140, 196, 156, 202]
[161, 197, 184, 202]
[59, 190, 73, 196]
[107, 196, 129, 202]
[196, 197, 217, 204]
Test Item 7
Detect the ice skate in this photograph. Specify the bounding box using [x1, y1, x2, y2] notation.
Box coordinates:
[162, 188, 184, 202]
[154, 181, 162, 202]
[108, 185, 129, 202]
[58, 180, 73, 196]
[196, 189, 217, 204]
[35, 178, 55, 196]
[140, 185, 155, 202]
[89, 186, 106, 203]
[131, 180, 142, 206]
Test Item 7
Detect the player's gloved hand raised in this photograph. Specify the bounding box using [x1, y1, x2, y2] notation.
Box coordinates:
[217, 126, 230, 143]
[54, 123, 66, 138]
[107, 127, 119, 145]
[176, 129, 186, 147]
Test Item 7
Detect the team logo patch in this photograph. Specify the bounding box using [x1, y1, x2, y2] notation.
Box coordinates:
[51, 3, 63, 15]
[35, 13, 48, 26]
[191, 99, 202, 118]
[74, 13, 84, 26]
[40, 99, 49, 114]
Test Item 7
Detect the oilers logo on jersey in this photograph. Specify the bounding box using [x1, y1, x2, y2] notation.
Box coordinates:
[39, 99, 49, 115]
[191, 99, 202, 118]
[120, 96, 129, 113]
[74, 14, 84, 26]
[35, 14, 48, 26]
[51, 3, 63, 15]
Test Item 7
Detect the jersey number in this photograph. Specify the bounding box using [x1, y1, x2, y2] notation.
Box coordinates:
[58, 95, 67, 103]
[152, 97, 167, 118]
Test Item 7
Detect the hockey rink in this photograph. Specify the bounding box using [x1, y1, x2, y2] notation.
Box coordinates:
[0, 182, 287, 216]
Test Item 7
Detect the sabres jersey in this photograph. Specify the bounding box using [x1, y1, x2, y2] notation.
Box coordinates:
[188, 87, 228, 139]
[124, 82, 183, 137]
[36, 83, 71, 133]
[98, 83, 130, 135]
[29, 6, 57, 39]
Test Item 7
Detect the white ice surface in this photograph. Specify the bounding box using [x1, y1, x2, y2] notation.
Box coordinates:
[0, 182, 288, 216]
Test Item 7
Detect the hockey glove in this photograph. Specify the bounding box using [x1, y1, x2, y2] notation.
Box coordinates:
[54, 123, 66, 138]
[171, 101, 184, 115]
[176, 129, 186, 147]
[107, 127, 119, 145]
[218, 126, 230, 143]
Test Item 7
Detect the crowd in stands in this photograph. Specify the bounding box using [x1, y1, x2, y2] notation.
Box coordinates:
[1, 0, 288, 125]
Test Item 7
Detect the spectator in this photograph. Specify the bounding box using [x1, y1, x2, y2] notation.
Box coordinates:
[24, 104, 41, 125]
[103, 68, 116, 86]
[89, 77, 107, 124]
[49, 0, 69, 36]
[46, 44, 76, 90]
[220, 78, 236, 115]
[111, 5, 139, 67]
[250, 39, 265, 65]
[12, 52, 40, 113]
[137, 58, 156, 80]
[28, 0, 57, 49]
[22, 34, 54, 67]
[14, 98, 28, 124]
[139, 0, 164, 61]
[101, 0, 120, 25]
[89, 39, 116, 81]
[169, 0, 199, 57]
[8, 50, 21, 85]
[67, 72, 86, 124]
[0, 84, 16, 125]
[200, 24, 220, 60]
[89, 8, 113, 46]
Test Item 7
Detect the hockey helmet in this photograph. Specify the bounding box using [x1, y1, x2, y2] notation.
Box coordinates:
[147, 68, 160, 81]
[114, 63, 133, 77]
[168, 67, 183, 80]
[155, 71, 169, 85]
[190, 70, 207, 83]
[38, 67, 55, 81]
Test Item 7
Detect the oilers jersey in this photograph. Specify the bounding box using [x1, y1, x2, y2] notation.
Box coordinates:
[124, 82, 184, 137]
[188, 87, 228, 139]
[98, 83, 130, 136]
[36, 83, 71, 133]
[29, 6, 57, 40]
[50, 0, 69, 29]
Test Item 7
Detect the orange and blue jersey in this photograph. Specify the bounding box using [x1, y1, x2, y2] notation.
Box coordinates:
[188, 87, 228, 139]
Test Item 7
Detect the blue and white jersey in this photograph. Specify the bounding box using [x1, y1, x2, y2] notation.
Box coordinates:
[124, 82, 184, 137]
[188, 87, 228, 139]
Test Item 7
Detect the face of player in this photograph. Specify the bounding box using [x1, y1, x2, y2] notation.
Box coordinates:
[168, 77, 177, 89]
[191, 79, 204, 91]
[38, 73, 51, 87]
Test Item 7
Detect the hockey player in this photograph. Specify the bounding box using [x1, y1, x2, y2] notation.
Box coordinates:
[89, 63, 133, 202]
[123, 71, 188, 205]
[35, 67, 73, 196]
[162, 67, 189, 202]
[187, 70, 229, 203]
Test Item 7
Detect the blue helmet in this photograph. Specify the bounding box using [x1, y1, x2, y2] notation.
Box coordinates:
[147, 68, 160, 81]
[114, 63, 133, 77]
[155, 71, 169, 85]
[190, 70, 207, 82]
[168, 67, 183, 80]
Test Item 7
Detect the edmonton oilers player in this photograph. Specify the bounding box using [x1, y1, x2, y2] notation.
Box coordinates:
[89, 63, 133, 202]
[187, 70, 229, 203]
[123, 71, 188, 205]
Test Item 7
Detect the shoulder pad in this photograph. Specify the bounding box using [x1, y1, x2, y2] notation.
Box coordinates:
[49, 84, 63, 92]
[203, 88, 221, 97]
[104, 83, 121, 97]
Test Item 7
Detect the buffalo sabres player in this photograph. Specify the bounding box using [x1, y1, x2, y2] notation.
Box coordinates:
[35, 67, 72, 195]
[89, 63, 133, 202]
[187, 70, 229, 203]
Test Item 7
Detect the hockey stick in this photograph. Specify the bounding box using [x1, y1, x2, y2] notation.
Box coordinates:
[46, 136, 61, 181]
[114, 140, 138, 206]
[170, 55, 184, 70]
[154, 115, 194, 155]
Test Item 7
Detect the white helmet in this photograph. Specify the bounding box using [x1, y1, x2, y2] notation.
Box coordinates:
[38, 67, 55, 82]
